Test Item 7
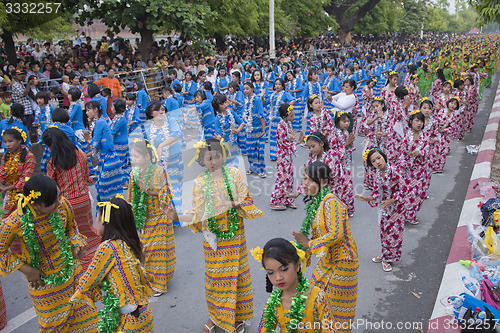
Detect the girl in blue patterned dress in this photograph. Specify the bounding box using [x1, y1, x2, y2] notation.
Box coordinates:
[110, 99, 131, 178]
[243, 82, 266, 178]
[215, 67, 230, 96]
[84, 100, 124, 201]
[285, 70, 304, 132]
[34, 92, 54, 172]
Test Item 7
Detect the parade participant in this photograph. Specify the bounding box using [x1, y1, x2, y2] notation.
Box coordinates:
[267, 78, 296, 160]
[270, 104, 304, 211]
[292, 161, 358, 332]
[43, 127, 98, 270]
[302, 68, 323, 136]
[110, 99, 130, 178]
[33, 91, 54, 136]
[134, 81, 149, 122]
[144, 100, 183, 210]
[464, 76, 479, 132]
[355, 148, 408, 272]
[0, 103, 30, 148]
[243, 82, 267, 178]
[84, 100, 124, 201]
[187, 90, 217, 139]
[254, 238, 335, 333]
[212, 93, 244, 167]
[419, 98, 438, 198]
[307, 94, 334, 140]
[330, 111, 356, 216]
[50, 108, 79, 145]
[125, 93, 142, 135]
[397, 111, 430, 225]
[407, 74, 422, 112]
[215, 66, 230, 95]
[227, 81, 245, 117]
[71, 196, 154, 332]
[434, 97, 460, 173]
[182, 71, 197, 107]
[0, 175, 99, 331]
[163, 138, 263, 333]
[285, 70, 304, 132]
[359, 78, 376, 136]
[128, 139, 175, 297]
[327, 79, 358, 134]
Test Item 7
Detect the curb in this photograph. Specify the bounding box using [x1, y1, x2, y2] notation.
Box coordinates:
[428, 79, 500, 332]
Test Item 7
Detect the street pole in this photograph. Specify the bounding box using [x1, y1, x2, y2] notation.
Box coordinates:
[269, 0, 275, 60]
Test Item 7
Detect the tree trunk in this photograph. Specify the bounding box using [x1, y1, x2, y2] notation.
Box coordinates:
[339, 29, 352, 44]
[1, 30, 17, 65]
[139, 28, 154, 62]
[214, 33, 226, 51]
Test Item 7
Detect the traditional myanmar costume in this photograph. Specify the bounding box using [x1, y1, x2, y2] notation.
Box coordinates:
[307, 193, 359, 333]
[0, 198, 99, 332]
[71, 239, 154, 332]
[188, 166, 263, 332]
[128, 164, 176, 294]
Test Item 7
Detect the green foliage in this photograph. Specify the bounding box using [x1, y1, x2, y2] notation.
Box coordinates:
[204, 0, 260, 37]
[0, 0, 66, 34]
[398, 0, 425, 35]
[354, 0, 401, 34]
[469, 0, 500, 26]
[281, 0, 336, 37]
[424, 5, 478, 32]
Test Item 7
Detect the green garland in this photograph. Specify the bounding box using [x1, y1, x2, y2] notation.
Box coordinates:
[98, 278, 121, 333]
[21, 210, 74, 286]
[203, 165, 240, 240]
[262, 273, 309, 333]
[132, 164, 155, 230]
[295, 187, 330, 250]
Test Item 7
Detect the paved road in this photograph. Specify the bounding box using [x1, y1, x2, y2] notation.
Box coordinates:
[1, 71, 498, 333]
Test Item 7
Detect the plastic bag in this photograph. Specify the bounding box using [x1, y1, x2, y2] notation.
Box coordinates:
[485, 227, 500, 259]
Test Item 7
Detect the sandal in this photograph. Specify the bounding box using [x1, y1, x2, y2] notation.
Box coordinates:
[259, 173, 266, 178]
[235, 322, 245, 333]
[372, 256, 383, 263]
[153, 291, 163, 297]
[246, 169, 254, 175]
[270, 205, 287, 211]
[203, 320, 216, 333]
[287, 203, 297, 209]
[382, 261, 392, 272]
[407, 219, 419, 225]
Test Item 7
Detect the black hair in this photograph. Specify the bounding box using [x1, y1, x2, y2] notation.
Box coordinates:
[303, 161, 331, 203]
[228, 81, 240, 91]
[145, 100, 162, 120]
[202, 81, 213, 94]
[278, 103, 293, 119]
[195, 138, 228, 167]
[436, 69, 446, 82]
[168, 69, 177, 77]
[52, 107, 70, 123]
[184, 71, 193, 79]
[173, 83, 182, 94]
[251, 69, 263, 83]
[366, 78, 377, 86]
[395, 86, 408, 99]
[465, 76, 474, 85]
[8, 103, 26, 125]
[126, 93, 136, 101]
[305, 131, 330, 151]
[68, 87, 81, 102]
[273, 78, 285, 90]
[114, 99, 126, 114]
[308, 67, 318, 81]
[35, 91, 48, 104]
[453, 79, 464, 89]
[85, 100, 102, 117]
[306, 94, 321, 112]
[2, 128, 28, 163]
[366, 148, 387, 168]
[23, 174, 58, 209]
[446, 97, 460, 110]
[102, 88, 112, 96]
[135, 80, 144, 90]
[99, 197, 145, 263]
[385, 71, 399, 86]
[131, 139, 157, 164]
[442, 80, 452, 88]
[42, 127, 78, 171]
[194, 90, 207, 101]
[420, 99, 434, 110]
[334, 111, 351, 128]
[262, 237, 301, 293]
[343, 78, 357, 90]
[371, 98, 387, 112]
[87, 83, 101, 98]
[212, 94, 227, 114]
[243, 81, 254, 91]
[408, 111, 425, 128]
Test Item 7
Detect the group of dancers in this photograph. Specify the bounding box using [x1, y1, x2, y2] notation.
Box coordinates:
[0, 35, 497, 333]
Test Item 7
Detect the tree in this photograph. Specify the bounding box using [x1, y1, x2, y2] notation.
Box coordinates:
[354, 0, 400, 34]
[469, 0, 500, 26]
[281, 0, 336, 37]
[0, 1, 74, 64]
[69, 0, 213, 61]
[323, 0, 382, 44]
[397, 0, 425, 38]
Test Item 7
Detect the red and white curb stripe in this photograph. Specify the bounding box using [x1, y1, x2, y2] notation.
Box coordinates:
[428, 82, 500, 332]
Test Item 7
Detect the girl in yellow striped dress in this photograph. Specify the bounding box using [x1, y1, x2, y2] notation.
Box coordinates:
[71, 196, 154, 333]
[255, 238, 335, 333]
[163, 138, 263, 333]
[0, 175, 99, 332]
[293, 161, 359, 333]
[128, 139, 175, 297]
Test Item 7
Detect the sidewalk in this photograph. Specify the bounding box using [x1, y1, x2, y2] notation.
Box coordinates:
[428, 77, 500, 332]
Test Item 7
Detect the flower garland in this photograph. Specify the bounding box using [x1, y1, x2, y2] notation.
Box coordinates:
[131, 164, 156, 230]
[98, 278, 121, 333]
[271, 91, 284, 119]
[243, 95, 255, 134]
[126, 103, 137, 123]
[110, 113, 124, 130]
[218, 111, 237, 143]
[203, 164, 240, 240]
[261, 273, 309, 333]
[5, 152, 21, 208]
[308, 81, 322, 102]
[21, 210, 74, 285]
[148, 119, 170, 161]
[295, 187, 330, 250]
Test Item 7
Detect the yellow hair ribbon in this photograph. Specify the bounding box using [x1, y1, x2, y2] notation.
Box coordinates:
[337, 110, 346, 117]
[250, 246, 263, 262]
[115, 194, 125, 201]
[16, 190, 41, 215]
[389, 71, 397, 76]
[447, 80, 453, 85]
[453, 96, 460, 102]
[309, 94, 318, 101]
[286, 104, 294, 116]
[219, 138, 228, 163]
[421, 97, 429, 103]
[372, 79, 377, 83]
[146, 143, 159, 161]
[290, 241, 307, 273]
[412, 74, 418, 79]
[362, 149, 370, 162]
[410, 109, 421, 116]
[97, 201, 119, 224]
[373, 96, 383, 101]
[187, 141, 207, 167]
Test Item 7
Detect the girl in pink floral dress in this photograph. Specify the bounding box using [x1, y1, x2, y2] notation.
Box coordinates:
[434, 97, 461, 173]
[407, 74, 422, 112]
[307, 95, 334, 140]
[464, 76, 479, 132]
[358, 78, 376, 137]
[420, 98, 438, 198]
[269, 103, 304, 210]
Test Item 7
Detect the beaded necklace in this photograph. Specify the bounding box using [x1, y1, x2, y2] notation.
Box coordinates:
[218, 111, 237, 143]
[271, 91, 284, 119]
[243, 95, 255, 133]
